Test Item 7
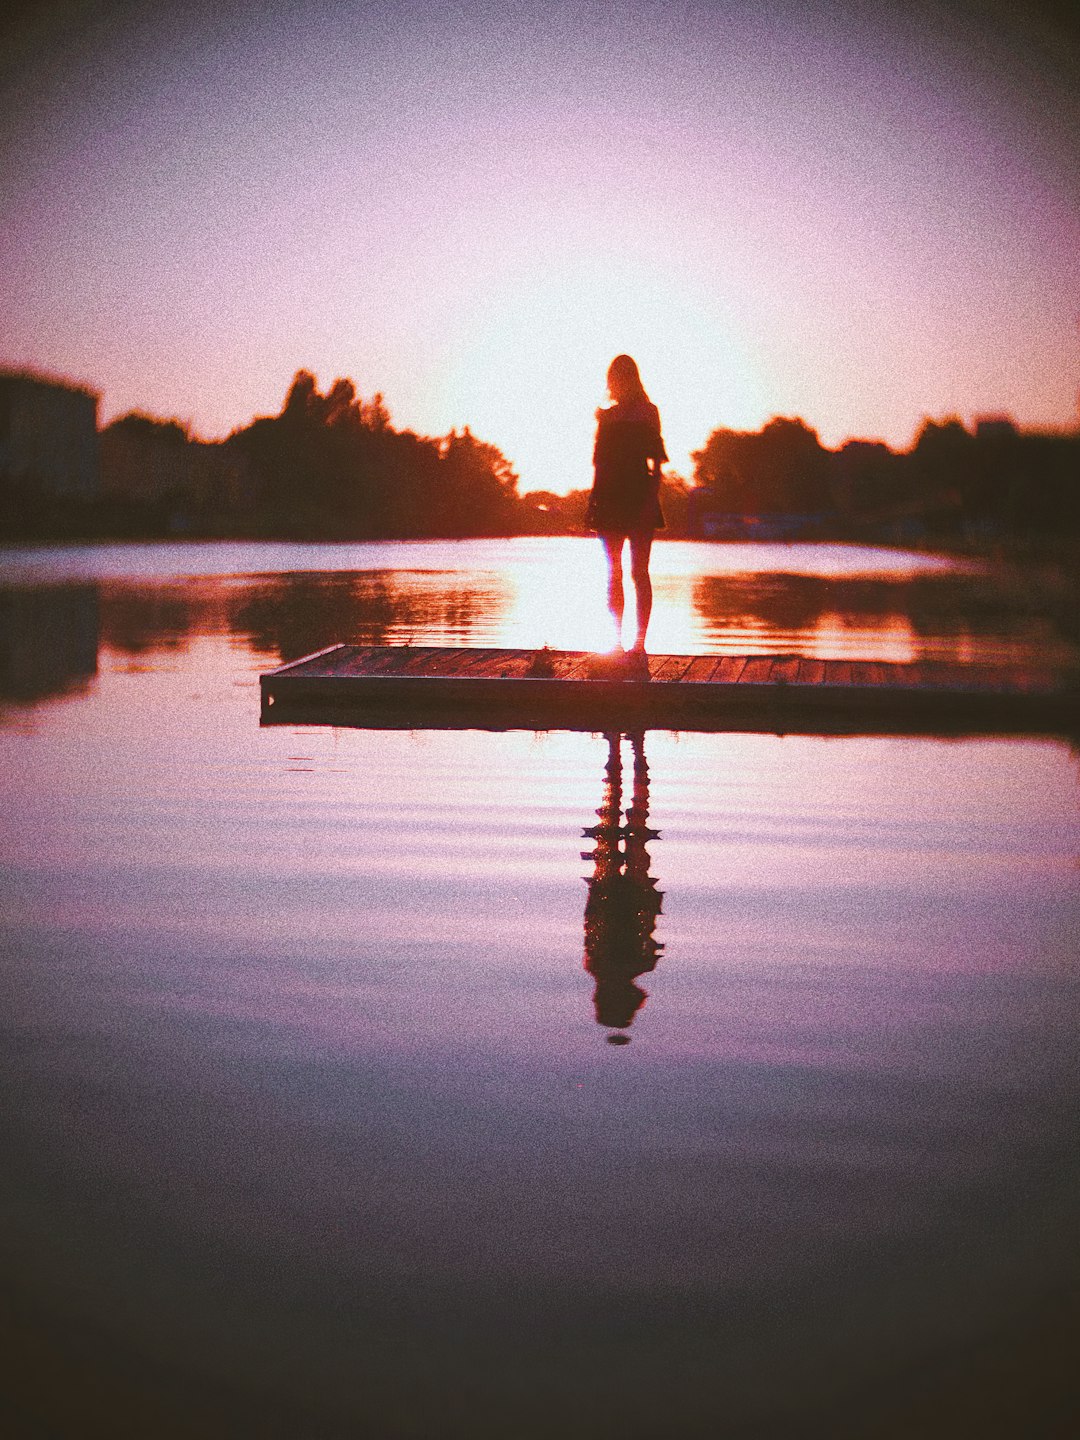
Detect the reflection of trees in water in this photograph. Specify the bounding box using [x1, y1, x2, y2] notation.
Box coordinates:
[582, 733, 664, 1044]
[693, 574, 826, 641]
[0, 586, 99, 702]
[18, 572, 505, 670]
[99, 585, 199, 654]
[234, 573, 397, 660]
[232, 571, 502, 662]
[692, 572, 1079, 662]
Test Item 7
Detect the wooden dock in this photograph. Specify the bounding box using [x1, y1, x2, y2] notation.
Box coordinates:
[259, 644, 1079, 736]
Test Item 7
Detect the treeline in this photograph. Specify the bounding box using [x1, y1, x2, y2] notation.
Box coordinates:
[3, 364, 1077, 547]
[690, 415, 1080, 544]
[93, 371, 525, 540]
[236, 371, 531, 537]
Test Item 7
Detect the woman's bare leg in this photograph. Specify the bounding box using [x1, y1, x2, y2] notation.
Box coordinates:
[629, 532, 654, 650]
[600, 534, 626, 646]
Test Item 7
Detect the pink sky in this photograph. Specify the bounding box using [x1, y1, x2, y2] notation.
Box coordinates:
[3, 0, 1078, 492]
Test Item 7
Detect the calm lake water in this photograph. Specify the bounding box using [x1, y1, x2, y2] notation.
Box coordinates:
[1, 539, 1078, 1437]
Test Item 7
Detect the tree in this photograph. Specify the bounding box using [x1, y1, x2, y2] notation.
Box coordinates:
[692, 417, 829, 513]
[436, 428, 520, 535]
[228, 372, 522, 539]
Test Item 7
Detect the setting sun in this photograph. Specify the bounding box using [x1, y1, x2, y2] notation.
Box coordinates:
[439, 256, 769, 494]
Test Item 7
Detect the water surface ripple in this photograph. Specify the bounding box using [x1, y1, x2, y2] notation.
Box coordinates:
[0, 540, 1077, 1436]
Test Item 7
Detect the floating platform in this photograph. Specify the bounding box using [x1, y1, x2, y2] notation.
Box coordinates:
[259, 644, 1079, 736]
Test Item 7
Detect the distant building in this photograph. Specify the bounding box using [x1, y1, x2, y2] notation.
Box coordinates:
[0, 370, 100, 498]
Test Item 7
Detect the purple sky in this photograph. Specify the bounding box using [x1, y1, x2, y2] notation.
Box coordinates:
[3, 0, 1078, 492]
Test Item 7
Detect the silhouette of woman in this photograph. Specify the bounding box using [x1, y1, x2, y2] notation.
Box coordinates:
[587, 355, 668, 656]
[582, 732, 664, 1044]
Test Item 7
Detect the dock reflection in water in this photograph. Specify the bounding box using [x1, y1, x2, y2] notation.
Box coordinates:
[582, 733, 664, 1041]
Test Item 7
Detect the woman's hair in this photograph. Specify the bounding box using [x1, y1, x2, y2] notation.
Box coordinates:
[606, 354, 649, 405]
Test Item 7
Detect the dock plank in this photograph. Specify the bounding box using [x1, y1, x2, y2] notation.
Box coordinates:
[366, 649, 424, 674]
[275, 643, 350, 677]
[714, 656, 748, 684]
[554, 654, 593, 681]
[850, 661, 886, 686]
[739, 657, 774, 684]
[464, 650, 528, 678]
[261, 645, 1077, 737]
[400, 648, 480, 675]
[681, 656, 724, 684]
[770, 656, 801, 684]
[797, 658, 826, 685]
[649, 655, 695, 683]
[339, 646, 388, 676]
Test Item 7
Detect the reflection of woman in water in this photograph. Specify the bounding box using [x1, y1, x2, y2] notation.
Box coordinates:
[587, 355, 668, 656]
[582, 732, 664, 1044]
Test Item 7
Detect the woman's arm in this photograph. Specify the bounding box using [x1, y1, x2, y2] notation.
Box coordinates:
[650, 405, 668, 477]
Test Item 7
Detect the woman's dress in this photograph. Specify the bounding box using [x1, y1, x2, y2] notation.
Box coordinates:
[587, 398, 668, 534]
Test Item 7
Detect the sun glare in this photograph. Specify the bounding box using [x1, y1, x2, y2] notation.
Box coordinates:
[503, 539, 617, 651]
[440, 257, 769, 495]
